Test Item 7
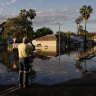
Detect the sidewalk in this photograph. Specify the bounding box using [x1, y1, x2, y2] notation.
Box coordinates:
[1, 71, 96, 96]
[2, 84, 96, 96]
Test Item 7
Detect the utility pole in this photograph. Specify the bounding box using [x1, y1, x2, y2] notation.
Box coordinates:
[59, 24, 60, 66]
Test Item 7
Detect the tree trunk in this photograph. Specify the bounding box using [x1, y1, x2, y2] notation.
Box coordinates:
[84, 20, 87, 51]
[77, 24, 79, 35]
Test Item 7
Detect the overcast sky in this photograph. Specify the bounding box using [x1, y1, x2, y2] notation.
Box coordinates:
[0, 0, 96, 33]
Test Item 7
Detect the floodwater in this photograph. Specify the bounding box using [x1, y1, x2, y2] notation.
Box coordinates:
[0, 46, 96, 85]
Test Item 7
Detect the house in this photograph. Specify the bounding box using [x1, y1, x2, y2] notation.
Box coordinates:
[32, 34, 57, 47]
[35, 46, 58, 57]
[90, 35, 96, 42]
[70, 36, 84, 48]
[32, 34, 67, 53]
[70, 36, 93, 49]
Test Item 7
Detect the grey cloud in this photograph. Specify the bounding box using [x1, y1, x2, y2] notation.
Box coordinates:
[88, 19, 96, 24]
[0, 13, 15, 24]
[0, 15, 8, 23]
[0, 8, 4, 15]
[10, 0, 17, 3]
[33, 7, 78, 27]
[6, 0, 17, 5]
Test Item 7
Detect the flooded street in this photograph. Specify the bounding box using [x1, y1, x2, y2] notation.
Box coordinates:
[0, 46, 96, 85]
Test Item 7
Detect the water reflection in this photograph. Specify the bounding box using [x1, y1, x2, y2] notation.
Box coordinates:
[0, 48, 37, 84]
[35, 46, 69, 57]
[0, 45, 96, 85]
[75, 60, 88, 74]
[1, 50, 18, 71]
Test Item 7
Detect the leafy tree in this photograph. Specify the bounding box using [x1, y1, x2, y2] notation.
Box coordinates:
[65, 31, 76, 37]
[56, 31, 65, 36]
[2, 9, 36, 42]
[0, 22, 6, 35]
[56, 31, 76, 37]
[78, 25, 84, 37]
[35, 27, 53, 38]
[18, 9, 36, 39]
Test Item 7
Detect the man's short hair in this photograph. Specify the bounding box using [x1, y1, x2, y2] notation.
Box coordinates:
[22, 37, 28, 43]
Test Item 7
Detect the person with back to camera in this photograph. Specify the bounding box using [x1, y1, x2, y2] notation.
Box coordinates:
[18, 37, 35, 88]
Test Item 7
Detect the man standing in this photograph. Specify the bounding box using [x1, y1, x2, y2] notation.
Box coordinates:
[18, 37, 34, 88]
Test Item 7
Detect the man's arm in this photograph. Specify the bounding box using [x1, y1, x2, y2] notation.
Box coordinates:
[30, 41, 35, 51]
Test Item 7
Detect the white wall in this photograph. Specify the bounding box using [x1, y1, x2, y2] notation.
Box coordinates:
[32, 40, 57, 47]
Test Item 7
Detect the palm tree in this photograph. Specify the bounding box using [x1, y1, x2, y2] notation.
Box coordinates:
[78, 25, 84, 37]
[75, 16, 83, 34]
[19, 9, 36, 24]
[19, 9, 36, 37]
[79, 5, 93, 51]
[19, 9, 27, 20]
[29, 9, 36, 23]
[75, 18, 80, 34]
[28, 9, 36, 39]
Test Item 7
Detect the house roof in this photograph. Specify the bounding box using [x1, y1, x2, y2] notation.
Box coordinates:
[36, 34, 57, 41]
[90, 35, 96, 39]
